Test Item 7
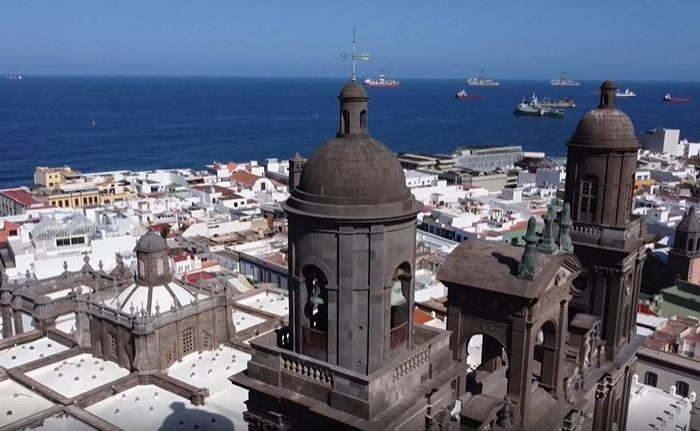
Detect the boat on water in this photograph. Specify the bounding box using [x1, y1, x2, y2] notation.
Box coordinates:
[364, 72, 400, 88]
[4, 74, 23, 80]
[616, 87, 636, 97]
[455, 89, 483, 100]
[514, 94, 564, 118]
[467, 70, 500, 87]
[663, 93, 691, 103]
[550, 73, 580, 87]
[539, 96, 576, 108]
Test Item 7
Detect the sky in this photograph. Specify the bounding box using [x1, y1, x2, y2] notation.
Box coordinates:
[0, 0, 698, 80]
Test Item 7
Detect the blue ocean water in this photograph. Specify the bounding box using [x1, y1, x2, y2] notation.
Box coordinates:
[1, 76, 699, 189]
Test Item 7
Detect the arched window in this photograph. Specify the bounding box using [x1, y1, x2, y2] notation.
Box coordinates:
[390, 264, 411, 350]
[465, 333, 508, 398]
[532, 321, 558, 393]
[156, 258, 164, 276]
[164, 345, 174, 367]
[139, 259, 145, 277]
[360, 110, 367, 130]
[342, 110, 350, 134]
[644, 371, 658, 387]
[676, 380, 690, 398]
[689, 239, 695, 253]
[109, 333, 118, 358]
[579, 176, 598, 223]
[202, 331, 211, 350]
[182, 327, 195, 354]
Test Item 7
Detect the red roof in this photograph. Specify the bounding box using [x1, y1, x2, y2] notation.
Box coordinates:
[0, 189, 41, 207]
[414, 307, 435, 325]
[186, 271, 215, 284]
[4, 221, 20, 232]
[230, 170, 262, 189]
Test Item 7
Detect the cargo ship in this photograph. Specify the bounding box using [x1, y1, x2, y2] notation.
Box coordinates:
[539, 96, 576, 108]
[550, 73, 580, 87]
[663, 93, 691, 103]
[514, 94, 564, 118]
[364, 72, 400, 88]
[467, 70, 500, 87]
[455, 89, 483, 100]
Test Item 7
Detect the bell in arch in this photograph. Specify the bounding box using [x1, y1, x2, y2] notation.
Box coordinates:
[390, 280, 407, 307]
[309, 279, 325, 310]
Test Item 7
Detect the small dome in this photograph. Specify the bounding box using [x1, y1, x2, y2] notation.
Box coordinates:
[135, 230, 167, 253]
[569, 81, 639, 150]
[295, 137, 411, 206]
[339, 81, 368, 99]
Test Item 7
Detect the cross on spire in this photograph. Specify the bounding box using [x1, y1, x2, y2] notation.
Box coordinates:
[340, 27, 370, 82]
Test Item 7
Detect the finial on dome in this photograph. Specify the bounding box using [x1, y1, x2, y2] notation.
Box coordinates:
[339, 27, 370, 82]
[598, 80, 617, 109]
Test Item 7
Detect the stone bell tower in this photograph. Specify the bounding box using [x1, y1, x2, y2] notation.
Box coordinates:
[564, 81, 648, 431]
[668, 206, 700, 284]
[564, 80, 646, 359]
[233, 80, 460, 431]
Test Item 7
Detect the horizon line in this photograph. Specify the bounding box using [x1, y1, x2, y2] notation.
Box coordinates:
[3, 73, 700, 84]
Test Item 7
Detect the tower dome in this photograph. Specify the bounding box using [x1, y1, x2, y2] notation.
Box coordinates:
[135, 230, 167, 253]
[134, 230, 170, 286]
[286, 81, 419, 219]
[569, 81, 639, 150]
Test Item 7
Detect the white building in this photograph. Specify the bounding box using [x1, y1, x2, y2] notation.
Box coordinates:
[404, 170, 438, 188]
[627, 374, 694, 431]
[640, 128, 683, 157]
[5, 212, 143, 280]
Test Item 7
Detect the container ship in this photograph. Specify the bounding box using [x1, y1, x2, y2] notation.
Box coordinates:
[364, 72, 400, 88]
[467, 70, 500, 87]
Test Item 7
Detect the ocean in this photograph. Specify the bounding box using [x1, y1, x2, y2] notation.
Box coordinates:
[1, 76, 699, 189]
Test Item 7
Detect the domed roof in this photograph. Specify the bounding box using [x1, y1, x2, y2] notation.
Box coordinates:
[339, 81, 368, 99]
[295, 136, 411, 206]
[135, 230, 167, 253]
[569, 81, 639, 150]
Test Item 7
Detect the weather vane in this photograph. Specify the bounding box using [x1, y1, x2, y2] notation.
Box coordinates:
[339, 27, 370, 82]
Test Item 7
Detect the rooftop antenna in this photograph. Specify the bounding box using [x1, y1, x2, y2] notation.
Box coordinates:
[340, 27, 370, 82]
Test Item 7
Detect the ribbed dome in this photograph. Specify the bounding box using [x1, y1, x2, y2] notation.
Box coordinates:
[296, 137, 411, 206]
[135, 230, 167, 253]
[569, 81, 639, 150]
[339, 81, 368, 99]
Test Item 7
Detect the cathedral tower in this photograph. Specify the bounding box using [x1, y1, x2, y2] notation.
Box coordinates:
[564, 81, 647, 430]
[234, 81, 460, 431]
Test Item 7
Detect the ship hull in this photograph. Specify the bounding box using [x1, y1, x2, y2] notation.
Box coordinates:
[365, 83, 400, 88]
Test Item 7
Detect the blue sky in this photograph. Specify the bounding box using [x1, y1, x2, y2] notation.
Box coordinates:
[0, 0, 698, 80]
